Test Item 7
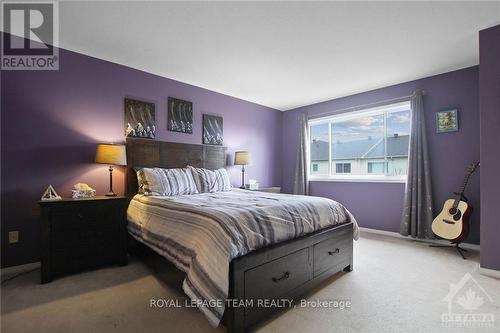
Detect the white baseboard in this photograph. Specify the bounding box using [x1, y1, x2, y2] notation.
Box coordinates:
[1, 262, 40, 279]
[479, 266, 500, 279]
[358, 227, 480, 251]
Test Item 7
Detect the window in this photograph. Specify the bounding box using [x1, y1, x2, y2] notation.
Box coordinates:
[308, 101, 411, 182]
[368, 162, 385, 174]
[336, 163, 351, 173]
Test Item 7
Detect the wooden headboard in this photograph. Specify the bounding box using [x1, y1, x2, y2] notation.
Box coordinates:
[125, 137, 227, 196]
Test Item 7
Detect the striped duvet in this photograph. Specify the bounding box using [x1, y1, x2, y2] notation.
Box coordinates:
[127, 189, 358, 327]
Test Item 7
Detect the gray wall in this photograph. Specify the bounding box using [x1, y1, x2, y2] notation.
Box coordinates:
[479, 25, 500, 270]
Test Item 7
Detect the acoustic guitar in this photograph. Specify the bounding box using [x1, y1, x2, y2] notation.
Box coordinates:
[431, 162, 479, 242]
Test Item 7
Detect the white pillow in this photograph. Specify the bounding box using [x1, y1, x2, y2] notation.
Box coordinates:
[136, 167, 198, 196]
[188, 166, 231, 193]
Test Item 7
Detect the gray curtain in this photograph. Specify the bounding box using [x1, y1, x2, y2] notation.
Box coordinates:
[293, 113, 309, 195]
[400, 91, 434, 238]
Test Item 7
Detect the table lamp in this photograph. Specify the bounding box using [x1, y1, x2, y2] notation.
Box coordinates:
[234, 151, 251, 189]
[95, 144, 127, 196]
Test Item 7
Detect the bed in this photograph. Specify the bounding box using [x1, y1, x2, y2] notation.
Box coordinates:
[125, 138, 358, 332]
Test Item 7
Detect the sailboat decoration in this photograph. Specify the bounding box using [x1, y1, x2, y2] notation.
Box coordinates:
[41, 185, 62, 201]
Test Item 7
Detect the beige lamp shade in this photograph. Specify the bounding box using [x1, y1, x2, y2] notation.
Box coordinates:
[95, 144, 127, 166]
[234, 151, 251, 165]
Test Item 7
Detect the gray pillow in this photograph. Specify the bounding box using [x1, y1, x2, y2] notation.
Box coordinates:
[188, 166, 231, 193]
[136, 167, 198, 196]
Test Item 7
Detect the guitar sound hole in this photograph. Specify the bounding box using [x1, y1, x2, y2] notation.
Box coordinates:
[452, 210, 462, 221]
[448, 208, 457, 215]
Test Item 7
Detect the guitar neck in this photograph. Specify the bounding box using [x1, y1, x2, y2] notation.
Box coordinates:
[451, 162, 479, 209]
[457, 174, 472, 196]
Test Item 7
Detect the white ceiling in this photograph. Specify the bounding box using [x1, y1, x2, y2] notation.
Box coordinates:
[56, 1, 500, 111]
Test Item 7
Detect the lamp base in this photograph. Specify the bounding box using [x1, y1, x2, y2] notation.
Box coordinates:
[105, 165, 117, 197]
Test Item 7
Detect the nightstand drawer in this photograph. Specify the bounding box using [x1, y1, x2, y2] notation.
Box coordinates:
[51, 249, 118, 274]
[248, 187, 281, 193]
[39, 196, 128, 283]
[52, 204, 118, 228]
[51, 223, 118, 251]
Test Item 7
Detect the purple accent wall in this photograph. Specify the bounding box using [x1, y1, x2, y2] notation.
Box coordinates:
[282, 67, 481, 244]
[479, 25, 500, 270]
[1, 44, 282, 267]
[1, 34, 490, 268]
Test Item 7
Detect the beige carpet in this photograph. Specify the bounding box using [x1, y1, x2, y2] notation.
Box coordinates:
[2, 232, 499, 333]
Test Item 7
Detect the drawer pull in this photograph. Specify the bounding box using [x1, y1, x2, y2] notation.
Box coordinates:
[328, 248, 340, 255]
[272, 272, 290, 283]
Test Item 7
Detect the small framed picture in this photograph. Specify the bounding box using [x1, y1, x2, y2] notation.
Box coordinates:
[168, 97, 193, 134]
[436, 109, 459, 133]
[203, 114, 223, 145]
[124, 98, 156, 139]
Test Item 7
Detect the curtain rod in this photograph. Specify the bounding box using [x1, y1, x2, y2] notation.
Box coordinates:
[307, 90, 425, 120]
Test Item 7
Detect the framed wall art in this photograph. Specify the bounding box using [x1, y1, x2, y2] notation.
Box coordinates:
[124, 98, 156, 139]
[168, 97, 193, 134]
[436, 109, 459, 133]
[203, 114, 223, 145]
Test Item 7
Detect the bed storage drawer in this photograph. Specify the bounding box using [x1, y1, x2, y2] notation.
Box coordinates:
[313, 228, 352, 277]
[244, 248, 310, 302]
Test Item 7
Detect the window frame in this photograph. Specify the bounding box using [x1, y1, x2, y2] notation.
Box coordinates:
[335, 162, 351, 174]
[308, 101, 411, 183]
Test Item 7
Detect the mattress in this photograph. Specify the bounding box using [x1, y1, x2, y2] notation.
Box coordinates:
[127, 189, 358, 327]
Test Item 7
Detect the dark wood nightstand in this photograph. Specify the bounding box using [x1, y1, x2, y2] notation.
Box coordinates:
[38, 196, 129, 283]
[247, 187, 281, 193]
